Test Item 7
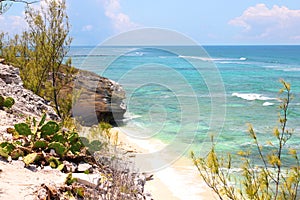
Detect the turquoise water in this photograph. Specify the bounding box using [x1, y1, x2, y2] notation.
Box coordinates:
[69, 45, 300, 164]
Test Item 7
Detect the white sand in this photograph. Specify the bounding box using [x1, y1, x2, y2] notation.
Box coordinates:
[0, 159, 67, 199]
[113, 127, 217, 200]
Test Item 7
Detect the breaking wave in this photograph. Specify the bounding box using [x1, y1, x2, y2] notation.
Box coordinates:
[232, 93, 276, 101]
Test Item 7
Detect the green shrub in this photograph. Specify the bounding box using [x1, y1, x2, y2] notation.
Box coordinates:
[191, 80, 300, 200]
[1, 0, 74, 119]
[0, 113, 100, 169]
[0, 96, 15, 109]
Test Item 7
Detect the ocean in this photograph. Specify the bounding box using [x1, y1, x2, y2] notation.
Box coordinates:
[68, 45, 300, 169]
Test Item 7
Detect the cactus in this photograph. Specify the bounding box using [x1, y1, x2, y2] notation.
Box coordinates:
[48, 142, 67, 157]
[0, 142, 15, 158]
[0, 142, 15, 155]
[87, 140, 103, 154]
[0, 96, 15, 109]
[3, 97, 15, 109]
[14, 123, 32, 136]
[47, 156, 62, 169]
[33, 140, 48, 149]
[41, 121, 60, 137]
[0, 115, 90, 170]
[23, 153, 38, 166]
[0, 147, 9, 158]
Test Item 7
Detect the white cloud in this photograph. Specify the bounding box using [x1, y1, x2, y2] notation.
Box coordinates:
[229, 4, 300, 42]
[0, 14, 27, 35]
[101, 0, 139, 33]
[0, 0, 65, 35]
[82, 25, 93, 32]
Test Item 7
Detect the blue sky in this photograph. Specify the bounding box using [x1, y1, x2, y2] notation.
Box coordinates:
[1, 0, 300, 45]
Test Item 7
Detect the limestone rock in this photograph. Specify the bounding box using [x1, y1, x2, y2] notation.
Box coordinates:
[72, 69, 126, 126]
[63, 161, 77, 173]
[0, 64, 59, 133]
[71, 173, 102, 188]
[77, 162, 92, 172]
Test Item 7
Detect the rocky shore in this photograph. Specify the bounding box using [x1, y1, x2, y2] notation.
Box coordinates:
[0, 63, 152, 199]
[0, 64, 60, 141]
[73, 69, 126, 126]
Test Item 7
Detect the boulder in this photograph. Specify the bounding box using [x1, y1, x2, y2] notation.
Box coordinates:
[72, 69, 126, 126]
[77, 162, 92, 172]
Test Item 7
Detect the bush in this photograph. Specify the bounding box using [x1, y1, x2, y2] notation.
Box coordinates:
[0, 95, 15, 109]
[1, 0, 74, 119]
[0, 113, 101, 169]
[191, 80, 300, 200]
[3, 96, 15, 109]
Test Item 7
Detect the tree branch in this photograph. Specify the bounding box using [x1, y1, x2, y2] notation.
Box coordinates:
[0, 0, 40, 4]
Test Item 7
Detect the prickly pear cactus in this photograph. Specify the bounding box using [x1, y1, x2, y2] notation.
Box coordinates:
[3, 97, 15, 109]
[41, 121, 60, 137]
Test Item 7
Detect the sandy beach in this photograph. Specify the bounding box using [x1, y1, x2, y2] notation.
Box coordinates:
[113, 127, 217, 200]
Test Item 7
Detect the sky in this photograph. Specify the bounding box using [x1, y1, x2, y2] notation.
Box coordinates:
[1, 0, 300, 45]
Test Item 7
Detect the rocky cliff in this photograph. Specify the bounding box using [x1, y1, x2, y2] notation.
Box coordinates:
[0, 64, 59, 133]
[0, 63, 126, 129]
[72, 69, 126, 126]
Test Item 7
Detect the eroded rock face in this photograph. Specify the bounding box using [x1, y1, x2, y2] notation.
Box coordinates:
[0, 64, 60, 133]
[0, 63, 126, 129]
[72, 70, 126, 126]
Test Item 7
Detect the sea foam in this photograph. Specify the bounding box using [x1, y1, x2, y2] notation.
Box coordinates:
[263, 102, 275, 106]
[232, 93, 276, 101]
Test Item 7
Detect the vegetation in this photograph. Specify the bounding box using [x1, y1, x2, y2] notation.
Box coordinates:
[0, 0, 75, 119]
[0, 110, 122, 169]
[0, 1, 149, 199]
[0, 113, 89, 168]
[191, 80, 300, 200]
[89, 122, 119, 148]
[0, 95, 15, 109]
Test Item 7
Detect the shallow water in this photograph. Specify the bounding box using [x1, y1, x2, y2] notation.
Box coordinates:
[69, 45, 300, 167]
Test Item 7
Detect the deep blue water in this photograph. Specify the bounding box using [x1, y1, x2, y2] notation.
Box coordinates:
[68, 45, 300, 162]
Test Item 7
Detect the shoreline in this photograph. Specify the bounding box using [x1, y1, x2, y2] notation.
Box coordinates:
[112, 127, 217, 200]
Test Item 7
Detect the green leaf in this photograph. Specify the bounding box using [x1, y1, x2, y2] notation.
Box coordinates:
[57, 164, 64, 171]
[68, 132, 79, 144]
[69, 141, 83, 154]
[41, 121, 59, 138]
[38, 113, 46, 127]
[47, 156, 61, 168]
[79, 137, 89, 146]
[33, 140, 48, 149]
[49, 161, 57, 168]
[3, 97, 15, 109]
[0, 147, 9, 158]
[51, 133, 67, 143]
[48, 142, 67, 157]
[0, 142, 16, 154]
[87, 140, 102, 153]
[14, 123, 32, 136]
[23, 153, 38, 166]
